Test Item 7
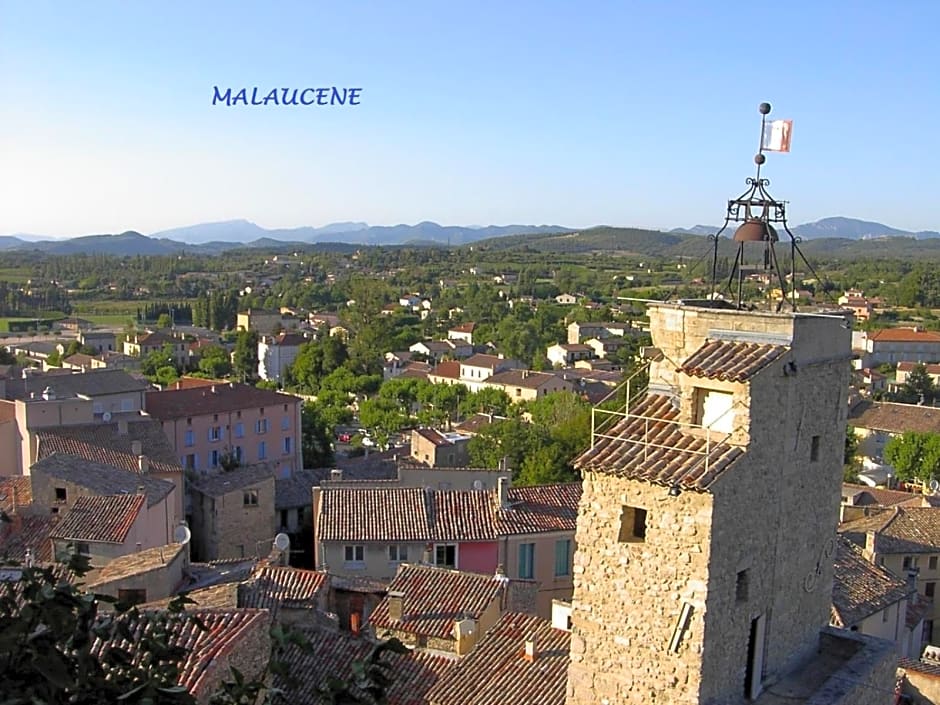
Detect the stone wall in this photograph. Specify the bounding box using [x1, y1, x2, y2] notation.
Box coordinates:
[566, 472, 714, 703]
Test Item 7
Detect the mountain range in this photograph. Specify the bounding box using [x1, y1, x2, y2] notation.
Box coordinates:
[0, 216, 937, 257]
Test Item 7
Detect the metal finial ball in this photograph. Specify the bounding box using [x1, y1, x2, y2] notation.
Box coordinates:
[754, 153, 766, 165]
[759, 102, 772, 115]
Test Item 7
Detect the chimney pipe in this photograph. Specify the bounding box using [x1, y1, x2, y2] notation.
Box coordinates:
[387, 590, 405, 622]
[330, 468, 343, 481]
[497, 476, 510, 508]
[523, 634, 537, 662]
[138, 455, 149, 473]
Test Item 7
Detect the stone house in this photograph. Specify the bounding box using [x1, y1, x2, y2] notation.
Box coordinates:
[840, 506, 940, 644]
[78, 330, 117, 353]
[236, 308, 284, 335]
[189, 464, 277, 562]
[49, 493, 157, 565]
[85, 541, 189, 606]
[565, 301, 895, 704]
[410, 427, 472, 468]
[146, 381, 303, 476]
[123, 331, 188, 367]
[831, 535, 922, 657]
[368, 563, 535, 654]
[427, 611, 570, 705]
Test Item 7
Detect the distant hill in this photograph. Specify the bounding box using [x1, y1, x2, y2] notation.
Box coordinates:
[673, 216, 940, 241]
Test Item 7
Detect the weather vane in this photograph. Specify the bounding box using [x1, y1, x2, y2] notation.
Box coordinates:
[707, 102, 817, 312]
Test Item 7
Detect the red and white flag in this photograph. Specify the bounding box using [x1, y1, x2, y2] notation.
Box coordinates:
[761, 119, 793, 152]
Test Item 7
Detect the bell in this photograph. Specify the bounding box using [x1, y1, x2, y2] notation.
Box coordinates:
[733, 219, 778, 243]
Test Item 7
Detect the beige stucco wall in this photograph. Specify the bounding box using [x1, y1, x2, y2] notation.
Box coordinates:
[502, 531, 575, 619]
[192, 476, 277, 561]
[89, 547, 187, 606]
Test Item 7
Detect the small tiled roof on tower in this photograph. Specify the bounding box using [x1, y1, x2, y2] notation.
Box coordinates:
[679, 340, 787, 382]
[426, 611, 570, 705]
[50, 494, 145, 544]
[575, 394, 744, 492]
[830, 536, 913, 629]
[370, 564, 508, 640]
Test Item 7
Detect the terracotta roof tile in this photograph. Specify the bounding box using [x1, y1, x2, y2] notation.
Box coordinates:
[499, 483, 581, 534]
[462, 354, 508, 370]
[830, 536, 912, 628]
[487, 369, 567, 390]
[37, 419, 182, 475]
[274, 626, 454, 705]
[848, 400, 940, 435]
[679, 340, 787, 382]
[0, 476, 32, 513]
[839, 506, 940, 554]
[842, 483, 920, 507]
[575, 394, 744, 492]
[426, 611, 569, 705]
[429, 361, 461, 380]
[898, 362, 940, 374]
[145, 382, 301, 420]
[86, 543, 186, 588]
[869, 328, 940, 343]
[238, 566, 328, 610]
[0, 513, 58, 562]
[50, 494, 145, 544]
[449, 322, 476, 333]
[899, 657, 940, 677]
[370, 564, 506, 640]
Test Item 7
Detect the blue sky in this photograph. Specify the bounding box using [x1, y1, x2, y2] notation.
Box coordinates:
[1, 1, 937, 237]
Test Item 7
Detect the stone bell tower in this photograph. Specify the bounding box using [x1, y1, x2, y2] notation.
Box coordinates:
[564, 104, 863, 704]
[565, 303, 853, 704]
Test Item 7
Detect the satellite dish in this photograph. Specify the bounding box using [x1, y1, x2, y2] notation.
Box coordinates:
[472, 480, 484, 491]
[102, 411, 112, 422]
[173, 524, 191, 545]
[930, 479, 939, 495]
[274, 533, 290, 551]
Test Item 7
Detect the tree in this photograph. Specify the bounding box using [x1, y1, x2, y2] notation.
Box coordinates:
[301, 401, 335, 468]
[884, 431, 940, 484]
[141, 343, 179, 381]
[459, 387, 512, 418]
[232, 330, 259, 382]
[897, 363, 936, 405]
[198, 344, 232, 378]
[157, 313, 173, 329]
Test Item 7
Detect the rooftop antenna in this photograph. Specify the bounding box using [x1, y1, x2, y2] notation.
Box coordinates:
[707, 103, 820, 312]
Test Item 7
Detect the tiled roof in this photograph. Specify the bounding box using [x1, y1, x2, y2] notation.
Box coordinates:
[36, 418, 182, 475]
[317, 487, 494, 542]
[868, 328, 940, 344]
[400, 362, 432, 379]
[0, 513, 58, 563]
[839, 507, 940, 554]
[679, 340, 787, 382]
[145, 382, 301, 420]
[274, 626, 454, 705]
[0, 476, 32, 513]
[842, 483, 920, 507]
[429, 360, 461, 380]
[575, 393, 744, 492]
[449, 322, 476, 333]
[63, 353, 96, 367]
[31, 453, 175, 507]
[414, 427, 458, 447]
[462, 354, 505, 369]
[272, 332, 307, 346]
[86, 543, 186, 588]
[453, 413, 504, 435]
[191, 463, 276, 498]
[426, 611, 570, 705]
[275, 468, 320, 509]
[848, 400, 940, 435]
[907, 593, 933, 630]
[370, 564, 506, 640]
[487, 369, 564, 390]
[238, 566, 328, 609]
[92, 608, 271, 697]
[830, 536, 912, 628]
[899, 657, 940, 678]
[319, 484, 579, 543]
[142, 582, 240, 610]
[898, 361, 940, 374]
[50, 494, 145, 544]
[499, 483, 581, 534]
[416, 340, 454, 353]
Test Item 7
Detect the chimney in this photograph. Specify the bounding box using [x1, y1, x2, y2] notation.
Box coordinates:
[497, 476, 510, 508]
[523, 634, 537, 662]
[118, 419, 128, 435]
[330, 468, 343, 481]
[422, 543, 433, 564]
[138, 455, 149, 473]
[907, 567, 920, 592]
[131, 440, 142, 456]
[211, 385, 217, 394]
[387, 590, 405, 621]
[453, 618, 477, 656]
[137, 485, 145, 494]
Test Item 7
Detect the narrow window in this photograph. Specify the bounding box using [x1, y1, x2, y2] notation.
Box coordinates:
[927, 582, 936, 599]
[518, 542, 535, 579]
[555, 539, 572, 577]
[619, 506, 647, 542]
[736, 570, 749, 603]
[810, 435, 821, 462]
[243, 489, 259, 506]
[54, 487, 67, 503]
[929, 556, 937, 571]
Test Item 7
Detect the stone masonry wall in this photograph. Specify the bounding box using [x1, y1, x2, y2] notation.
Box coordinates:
[566, 472, 714, 704]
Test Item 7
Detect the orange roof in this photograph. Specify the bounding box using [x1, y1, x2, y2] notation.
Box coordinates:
[869, 328, 940, 343]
